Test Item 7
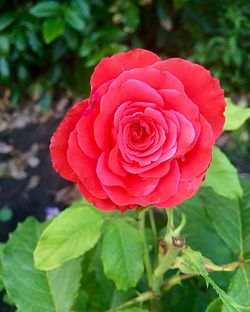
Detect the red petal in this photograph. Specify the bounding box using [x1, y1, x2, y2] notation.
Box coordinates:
[179, 115, 214, 181]
[152, 59, 226, 139]
[78, 181, 124, 212]
[90, 48, 160, 94]
[50, 100, 88, 182]
[97, 153, 159, 197]
[108, 145, 127, 177]
[145, 160, 180, 204]
[94, 80, 163, 151]
[67, 130, 107, 199]
[156, 173, 205, 208]
[76, 108, 101, 159]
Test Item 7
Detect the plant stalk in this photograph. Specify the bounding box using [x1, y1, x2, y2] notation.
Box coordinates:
[138, 208, 154, 288]
[106, 291, 154, 312]
[149, 207, 158, 269]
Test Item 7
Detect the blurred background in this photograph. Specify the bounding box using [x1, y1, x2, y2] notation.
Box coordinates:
[0, 0, 250, 310]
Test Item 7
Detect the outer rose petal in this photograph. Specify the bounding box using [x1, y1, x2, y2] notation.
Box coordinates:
[67, 130, 107, 199]
[156, 173, 205, 208]
[179, 115, 214, 181]
[79, 181, 137, 212]
[152, 58, 226, 139]
[90, 48, 160, 94]
[50, 100, 88, 182]
[78, 181, 125, 212]
[76, 108, 100, 159]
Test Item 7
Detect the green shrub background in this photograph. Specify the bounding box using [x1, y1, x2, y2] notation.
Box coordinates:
[1, 0, 249, 108]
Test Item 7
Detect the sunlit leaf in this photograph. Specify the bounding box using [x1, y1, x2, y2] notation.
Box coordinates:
[224, 98, 250, 131]
[101, 219, 144, 290]
[203, 146, 242, 199]
[34, 204, 103, 270]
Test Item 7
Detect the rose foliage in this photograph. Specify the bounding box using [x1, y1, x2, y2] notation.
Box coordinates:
[0, 51, 250, 312]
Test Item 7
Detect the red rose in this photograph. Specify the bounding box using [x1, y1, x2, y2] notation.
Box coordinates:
[50, 49, 226, 212]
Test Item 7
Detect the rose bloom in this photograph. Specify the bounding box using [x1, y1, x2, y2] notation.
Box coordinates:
[50, 49, 226, 212]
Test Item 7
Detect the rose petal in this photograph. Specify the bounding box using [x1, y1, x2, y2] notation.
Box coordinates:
[179, 115, 214, 181]
[77, 108, 101, 159]
[94, 80, 164, 151]
[145, 160, 180, 203]
[153, 58, 226, 139]
[102, 184, 149, 207]
[156, 173, 205, 208]
[78, 181, 125, 212]
[90, 48, 160, 94]
[171, 111, 195, 157]
[108, 145, 127, 177]
[97, 152, 159, 197]
[50, 100, 88, 182]
[67, 130, 107, 199]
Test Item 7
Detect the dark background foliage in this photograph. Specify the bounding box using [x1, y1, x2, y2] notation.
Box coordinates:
[0, 0, 250, 108]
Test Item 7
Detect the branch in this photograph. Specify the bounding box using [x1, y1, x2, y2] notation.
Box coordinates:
[105, 291, 155, 312]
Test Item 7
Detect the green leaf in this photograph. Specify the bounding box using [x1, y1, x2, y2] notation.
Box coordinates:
[224, 98, 250, 131]
[203, 146, 243, 200]
[34, 204, 103, 270]
[0, 13, 15, 31]
[79, 38, 94, 57]
[181, 179, 250, 260]
[119, 309, 149, 312]
[26, 30, 42, 53]
[47, 258, 82, 312]
[0, 243, 4, 291]
[182, 248, 248, 312]
[178, 188, 236, 265]
[14, 30, 27, 51]
[71, 0, 90, 19]
[101, 218, 144, 290]
[42, 17, 65, 44]
[212, 181, 250, 312]
[206, 298, 222, 312]
[202, 180, 250, 259]
[0, 57, 10, 81]
[221, 265, 250, 312]
[0, 207, 13, 222]
[121, 3, 139, 33]
[64, 8, 85, 31]
[30, 1, 60, 17]
[180, 181, 250, 311]
[38, 91, 52, 110]
[2, 218, 82, 312]
[0, 35, 10, 55]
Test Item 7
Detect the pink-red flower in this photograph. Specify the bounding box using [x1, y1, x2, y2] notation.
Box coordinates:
[50, 49, 226, 212]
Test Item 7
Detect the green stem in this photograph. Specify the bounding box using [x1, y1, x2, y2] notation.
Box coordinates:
[138, 209, 154, 288]
[166, 208, 174, 235]
[153, 207, 182, 291]
[149, 207, 158, 269]
[162, 273, 195, 291]
[106, 291, 154, 312]
[163, 259, 245, 291]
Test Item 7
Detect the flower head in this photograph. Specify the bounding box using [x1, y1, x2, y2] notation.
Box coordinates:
[50, 49, 226, 212]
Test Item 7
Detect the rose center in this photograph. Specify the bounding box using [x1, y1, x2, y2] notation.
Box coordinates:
[127, 120, 154, 151]
[130, 123, 147, 142]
